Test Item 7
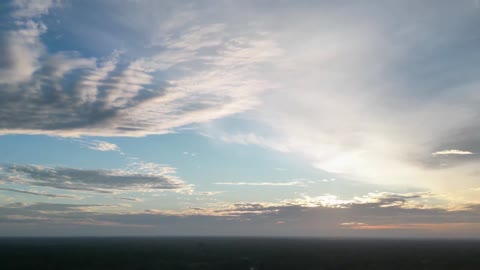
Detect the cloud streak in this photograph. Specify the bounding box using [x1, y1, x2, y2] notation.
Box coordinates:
[214, 181, 304, 186]
[114, 197, 143, 202]
[432, 149, 475, 156]
[0, 187, 82, 199]
[0, 164, 190, 194]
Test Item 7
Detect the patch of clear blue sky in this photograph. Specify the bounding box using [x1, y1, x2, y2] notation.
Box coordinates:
[0, 135, 124, 169]
[0, 132, 322, 181]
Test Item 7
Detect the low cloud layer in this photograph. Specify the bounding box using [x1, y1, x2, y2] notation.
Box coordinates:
[1, 192, 480, 237]
[3, 0, 479, 200]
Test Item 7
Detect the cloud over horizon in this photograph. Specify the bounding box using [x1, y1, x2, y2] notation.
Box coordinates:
[2, 191, 480, 237]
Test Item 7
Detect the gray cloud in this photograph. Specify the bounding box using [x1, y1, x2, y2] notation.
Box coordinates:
[0, 202, 141, 229]
[0, 187, 82, 199]
[0, 164, 189, 194]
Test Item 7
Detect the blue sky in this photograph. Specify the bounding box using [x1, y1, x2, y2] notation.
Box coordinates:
[1, 0, 480, 237]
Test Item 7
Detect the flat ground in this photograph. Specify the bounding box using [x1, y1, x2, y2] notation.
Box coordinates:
[1, 237, 480, 270]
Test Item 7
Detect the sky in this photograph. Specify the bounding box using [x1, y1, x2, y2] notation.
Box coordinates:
[1, 0, 480, 238]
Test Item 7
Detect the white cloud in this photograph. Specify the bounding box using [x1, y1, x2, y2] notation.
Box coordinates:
[12, 0, 61, 18]
[280, 192, 430, 209]
[432, 150, 475, 156]
[215, 133, 290, 153]
[0, 20, 46, 84]
[71, 138, 122, 153]
[214, 181, 304, 186]
[75, 51, 121, 103]
[0, 0, 62, 84]
[87, 141, 120, 152]
[195, 191, 223, 196]
[182, 151, 197, 156]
